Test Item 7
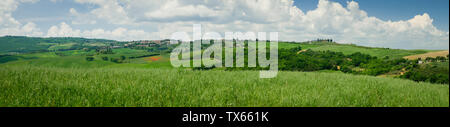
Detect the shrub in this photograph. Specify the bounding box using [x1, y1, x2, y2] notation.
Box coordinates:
[101, 56, 108, 61]
[110, 58, 122, 63]
[85, 57, 94, 61]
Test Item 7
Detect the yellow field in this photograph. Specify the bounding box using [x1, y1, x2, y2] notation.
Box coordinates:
[403, 50, 449, 60]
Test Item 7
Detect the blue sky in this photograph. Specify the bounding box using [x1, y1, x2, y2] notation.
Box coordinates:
[12, 0, 95, 30]
[1, 0, 449, 49]
[294, 0, 449, 31]
[11, 0, 450, 31]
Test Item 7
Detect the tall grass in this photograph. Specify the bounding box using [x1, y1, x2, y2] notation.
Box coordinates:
[0, 66, 448, 107]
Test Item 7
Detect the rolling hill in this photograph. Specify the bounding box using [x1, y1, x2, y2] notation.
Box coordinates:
[0, 36, 448, 107]
[0, 36, 115, 54]
[307, 44, 434, 59]
[403, 50, 449, 60]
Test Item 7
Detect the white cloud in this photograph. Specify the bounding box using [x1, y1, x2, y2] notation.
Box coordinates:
[2, 0, 449, 49]
[0, 0, 42, 36]
[50, 0, 62, 2]
[47, 22, 81, 37]
[72, 0, 133, 25]
[69, 8, 97, 24]
[286, 0, 449, 49]
[144, 0, 220, 21]
[81, 0, 446, 49]
[72, 0, 297, 24]
[47, 22, 160, 41]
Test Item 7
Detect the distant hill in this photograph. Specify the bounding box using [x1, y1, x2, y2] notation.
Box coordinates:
[0, 36, 115, 54]
[0, 36, 436, 59]
[279, 41, 435, 59]
[1, 37, 448, 107]
[403, 50, 449, 60]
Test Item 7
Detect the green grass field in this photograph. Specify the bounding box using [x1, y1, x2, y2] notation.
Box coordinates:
[277, 42, 433, 59]
[1, 51, 172, 69]
[48, 43, 78, 50]
[309, 44, 433, 59]
[0, 36, 114, 53]
[278, 42, 322, 50]
[1, 38, 448, 107]
[0, 66, 447, 107]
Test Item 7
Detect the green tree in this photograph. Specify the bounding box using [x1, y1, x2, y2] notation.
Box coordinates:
[86, 57, 94, 61]
[101, 56, 109, 61]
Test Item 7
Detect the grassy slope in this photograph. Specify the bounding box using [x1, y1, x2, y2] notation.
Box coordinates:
[0, 66, 447, 107]
[430, 61, 449, 68]
[1, 51, 172, 69]
[278, 42, 321, 49]
[0, 37, 49, 53]
[404, 50, 449, 60]
[48, 43, 78, 50]
[0, 42, 448, 107]
[309, 44, 431, 59]
[278, 42, 433, 59]
[0, 36, 114, 53]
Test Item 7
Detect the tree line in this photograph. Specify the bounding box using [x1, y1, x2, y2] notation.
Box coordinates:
[195, 44, 448, 84]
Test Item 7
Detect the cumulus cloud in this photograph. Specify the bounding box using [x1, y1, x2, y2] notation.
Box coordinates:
[69, 8, 97, 25]
[46, 22, 160, 41]
[67, 0, 448, 49]
[0, 0, 42, 36]
[72, 0, 133, 25]
[50, 0, 62, 2]
[286, 0, 449, 49]
[73, 0, 297, 24]
[47, 22, 81, 37]
[2, 0, 449, 49]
